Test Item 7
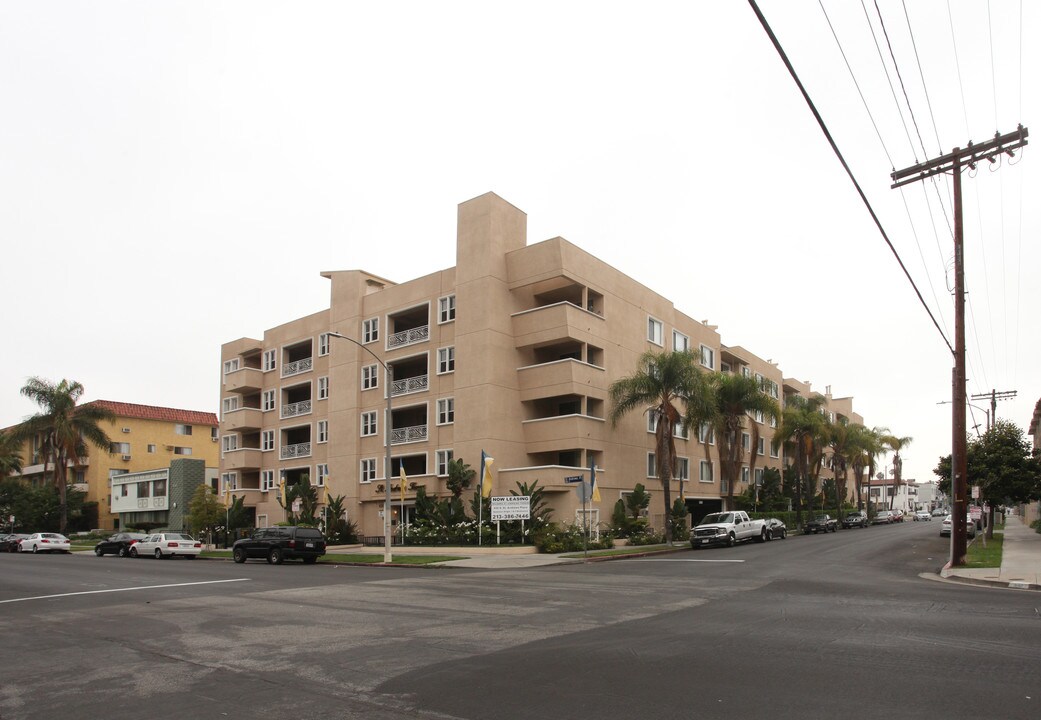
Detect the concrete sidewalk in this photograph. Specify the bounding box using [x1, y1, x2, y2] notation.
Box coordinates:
[941, 515, 1041, 590]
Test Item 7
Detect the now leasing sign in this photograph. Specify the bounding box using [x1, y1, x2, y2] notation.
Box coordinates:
[490, 495, 531, 521]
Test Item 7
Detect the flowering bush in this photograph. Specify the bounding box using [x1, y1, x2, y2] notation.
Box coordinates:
[533, 522, 614, 554]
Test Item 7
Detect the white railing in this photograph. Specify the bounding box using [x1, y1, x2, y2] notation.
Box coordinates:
[281, 442, 312, 459]
[391, 424, 427, 445]
[281, 400, 312, 418]
[387, 325, 429, 349]
[391, 374, 428, 396]
[281, 357, 313, 377]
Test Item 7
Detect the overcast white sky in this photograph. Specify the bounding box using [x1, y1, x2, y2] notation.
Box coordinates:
[1, 1, 1036, 488]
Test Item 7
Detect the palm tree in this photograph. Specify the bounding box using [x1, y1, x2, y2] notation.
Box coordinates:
[773, 393, 827, 526]
[0, 429, 24, 478]
[880, 432, 913, 510]
[610, 350, 710, 543]
[16, 378, 114, 534]
[827, 418, 852, 516]
[691, 373, 779, 510]
[846, 424, 882, 511]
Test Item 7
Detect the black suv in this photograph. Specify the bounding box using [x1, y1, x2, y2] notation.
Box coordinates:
[841, 512, 869, 529]
[232, 526, 327, 564]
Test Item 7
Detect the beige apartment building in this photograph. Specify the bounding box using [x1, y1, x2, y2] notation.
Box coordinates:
[219, 192, 862, 536]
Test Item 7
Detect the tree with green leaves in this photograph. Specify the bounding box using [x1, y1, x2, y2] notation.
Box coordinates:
[280, 475, 319, 525]
[446, 458, 476, 498]
[847, 424, 884, 511]
[773, 393, 827, 526]
[0, 430, 24, 478]
[15, 378, 114, 534]
[324, 493, 358, 544]
[186, 484, 225, 546]
[610, 350, 711, 542]
[880, 432, 913, 510]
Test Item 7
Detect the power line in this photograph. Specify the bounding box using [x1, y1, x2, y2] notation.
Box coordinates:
[747, 0, 953, 355]
[860, 0, 918, 162]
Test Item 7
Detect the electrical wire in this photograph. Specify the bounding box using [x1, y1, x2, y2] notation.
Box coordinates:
[747, 0, 953, 356]
[860, 0, 918, 162]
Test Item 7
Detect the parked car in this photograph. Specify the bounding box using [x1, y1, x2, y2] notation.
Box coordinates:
[763, 518, 787, 540]
[913, 510, 931, 521]
[891, 510, 906, 522]
[0, 533, 29, 552]
[931, 508, 946, 517]
[131, 533, 201, 559]
[841, 512, 869, 529]
[19, 532, 71, 553]
[803, 515, 838, 534]
[232, 526, 327, 564]
[689, 511, 769, 549]
[93, 532, 147, 557]
[940, 514, 976, 538]
[872, 510, 894, 525]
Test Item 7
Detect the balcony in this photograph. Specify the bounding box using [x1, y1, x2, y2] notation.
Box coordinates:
[521, 415, 605, 453]
[223, 449, 263, 471]
[499, 465, 600, 494]
[136, 496, 169, 511]
[391, 374, 428, 397]
[517, 359, 606, 402]
[224, 367, 264, 394]
[387, 325, 429, 350]
[280, 442, 312, 460]
[281, 357, 313, 378]
[390, 424, 427, 445]
[512, 302, 604, 349]
[223, 408, 263, 432]
[281, 400, 312, 419]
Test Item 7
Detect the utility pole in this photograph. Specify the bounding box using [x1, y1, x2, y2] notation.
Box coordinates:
[891, 125, 1028, 568]
[971, 389, 1017, 431]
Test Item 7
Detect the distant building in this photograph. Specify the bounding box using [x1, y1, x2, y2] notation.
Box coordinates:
[110, 458, 218, 532]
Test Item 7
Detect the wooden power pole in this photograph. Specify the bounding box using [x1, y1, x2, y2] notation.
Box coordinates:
[891, 126, 1028, 567]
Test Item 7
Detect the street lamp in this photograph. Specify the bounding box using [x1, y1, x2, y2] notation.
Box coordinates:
[327, 331, 394, 563]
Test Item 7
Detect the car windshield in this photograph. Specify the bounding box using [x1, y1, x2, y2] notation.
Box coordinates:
[700, 513, 732, 524]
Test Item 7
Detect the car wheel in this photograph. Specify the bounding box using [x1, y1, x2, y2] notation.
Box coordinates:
[130, 547, 138, 558]
[690, 542, 698, 550]
[726, 533, 735, 548]
[94, 547, 104, 557]
[756, 529, 767, 543]
[32, 544, 39, 553]
[781, 528, 787, 539]
[233, 548, 247, 564]
[154, 548, 163, 559]
[118, 547, 128, 558]
[268, 548, 284, 565]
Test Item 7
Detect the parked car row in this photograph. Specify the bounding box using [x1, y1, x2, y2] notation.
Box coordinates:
[1, 532, 71, 553]
[690, 512, 787, 549]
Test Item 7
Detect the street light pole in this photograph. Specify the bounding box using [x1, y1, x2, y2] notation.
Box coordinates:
[328, 331, 394, 563]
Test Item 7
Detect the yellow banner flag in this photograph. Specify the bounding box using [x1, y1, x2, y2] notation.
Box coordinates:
[481, 452, 494, 498]
[399, 466, 408, 502]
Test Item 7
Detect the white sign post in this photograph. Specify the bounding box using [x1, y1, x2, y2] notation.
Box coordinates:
[491, 496, 531, 546]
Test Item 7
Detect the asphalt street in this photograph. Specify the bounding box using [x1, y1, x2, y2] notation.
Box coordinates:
[1, 520, 1038, 720]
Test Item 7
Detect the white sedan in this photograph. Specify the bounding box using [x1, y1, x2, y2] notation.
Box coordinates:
[130, 533, 202, 559]
[19, 532, 71, 553]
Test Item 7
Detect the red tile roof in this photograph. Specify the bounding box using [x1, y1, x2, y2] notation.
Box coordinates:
[86, 401, 218, 427]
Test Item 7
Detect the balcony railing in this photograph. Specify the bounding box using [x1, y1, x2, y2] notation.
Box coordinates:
[281, 400, 312, 418]
[391, 424, 427, 445]
[281, 357, 313, 378]
[281, 442, 312, 459]
[387, 325, 429, 349]
[390, 374, 428, 397]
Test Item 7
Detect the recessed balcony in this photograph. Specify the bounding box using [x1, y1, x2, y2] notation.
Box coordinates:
[517, 359, 606, 402]
[281, 400, 312, 419]
[512, 302, 604, 349]
[391, 424, 428, 445]
[521, 414, 605, 453]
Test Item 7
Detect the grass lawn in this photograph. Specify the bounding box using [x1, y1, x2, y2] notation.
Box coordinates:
[964, 531, 1003, 568]
[199, 550, 465, 565]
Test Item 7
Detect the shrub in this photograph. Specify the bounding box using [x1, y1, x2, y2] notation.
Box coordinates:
[533, 522, 614, 554]
[626, 528, 665, 546]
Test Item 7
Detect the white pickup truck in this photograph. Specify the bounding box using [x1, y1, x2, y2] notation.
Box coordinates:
[690, 511, 768, 548]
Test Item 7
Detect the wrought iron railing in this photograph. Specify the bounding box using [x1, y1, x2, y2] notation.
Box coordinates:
[387, 325, 429, 349]
[282, 400, 312, 418]
[390, 425, 427, 445]
[390, 374, 428, 396]
[281, 442, 312, 459]
[281, 357, 313, 377]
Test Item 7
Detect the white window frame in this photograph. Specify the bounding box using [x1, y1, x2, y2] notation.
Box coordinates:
[222, 435, 238, 453]
[261, 470, 275, 492]
[647, 413, 658, 434]
[758, 437, 765, 456]
[672, 330, 690, 352]
[318, 333, 330, 356]
[742, 466, 751, 484]
[647, 317, 663, 346]
[361, 411, 378, 437]
[700, 344, 715, 370]
[221, 472, 237, 492]
[437, 346, 455, 374]
[435, 448, 453, 477]
[673, 420, 688, 440]
[699, 460, 714, 483]
[754, 409, 764, 423]
[676, 456, 690, 481]
[770, 442, 780, 458]
[223, 358, 240, 375]
[438, 294, 456, 324]
[222, 396, 239, 415]
[316, 463, 329, 487]
[262, 389, 276, 412]
[263, 349, 277, 372]
[754, 467, 765, 486]
[362, 317, 379, 344]
[742, 432, 751, 452]
[317, 420, 328, 444]
[360, 458, 377, 483]
[436, 397, 454, 426]
[698, 422, 715, 445]
[646, 452, 657, 478]
[261, 430, 275, 452]
[318, 376, 329, 400]
[362, 364, 378, 390]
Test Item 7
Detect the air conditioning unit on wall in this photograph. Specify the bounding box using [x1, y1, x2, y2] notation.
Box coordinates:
[121, 455, 131, 461]
[121, 427, 131, 433]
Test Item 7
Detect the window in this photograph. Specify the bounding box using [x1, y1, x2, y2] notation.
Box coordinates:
[138, 481, 151, 498]
[362, 317, 379, 344]
[673, 330, 690, 352]
[316, 464, 329, 487]
[147, 444, 156, 453]
[754, 468, 764, 485]
[698, 423, 715, 445]
[647, 317, 663, 346]
[436, 449, 454, 477]
[699, 344, 715, 370]
[647, 413, 659, 434]
[437, 346, 455, 374]
[317, 420, 328, 444]
[109, 442, 130, 455]
[263, 349, 277, 372]
[174, 424, 192, 436]
[319, 333, 330, 356]
[758, 437, 765, 456]
[261, 470, 275, 491]
[754, 409, 764, 423]
[742, 432, 751, 452]
[699, 460, 714, 483]
[261, 430, 275, 451]
[222, 397, 239, 414]
[361, 411, 378, 437]
[437, 397, 455, 425]
[173, 446, 192, 455]
[222, 435, 238, 453]
[360, 458, 377, 483]
[362, 364, 379, 390]
[770, 442, 779, 458]
[741, 466, 751, 483]
[676, 457, 690, 481]
[221, 473, 236, 492]
[438, 294, 456, 323]
[154, 479, 167, 497]
[318, 376, 329, 400]
[262, 389, 276, 412]
[647, 453, 657, 478]
[223, 358, 240, 374]
[673, 420, 688, 440]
